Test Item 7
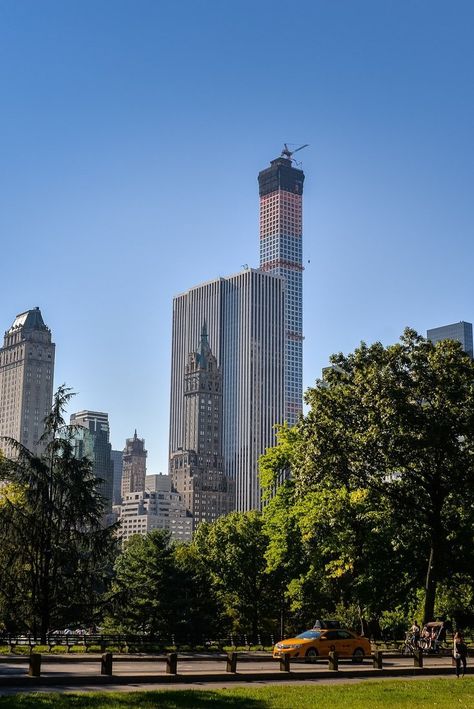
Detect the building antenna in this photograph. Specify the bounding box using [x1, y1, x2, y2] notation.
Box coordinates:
[281, 143, 309, 162]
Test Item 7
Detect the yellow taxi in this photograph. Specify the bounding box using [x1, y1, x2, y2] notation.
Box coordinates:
[273, 628, 371, 662]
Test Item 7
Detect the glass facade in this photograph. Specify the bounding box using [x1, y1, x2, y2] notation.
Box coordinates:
[427, 321, 473, 359]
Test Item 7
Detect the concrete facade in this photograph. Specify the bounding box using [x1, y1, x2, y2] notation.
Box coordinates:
[115, 473, 192, 544]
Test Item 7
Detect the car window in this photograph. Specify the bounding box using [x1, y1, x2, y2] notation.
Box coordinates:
[324, 631, 339, 640]
[296, 630, 321, 640]
[337, 630, 352, 639]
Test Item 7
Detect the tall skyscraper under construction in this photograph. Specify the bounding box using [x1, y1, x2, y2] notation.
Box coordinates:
[258, 147, 305, 425]
[169, 147, 306, 510]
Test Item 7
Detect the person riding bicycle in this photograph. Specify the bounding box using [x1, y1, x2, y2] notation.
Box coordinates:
[410, 621, 421, 647]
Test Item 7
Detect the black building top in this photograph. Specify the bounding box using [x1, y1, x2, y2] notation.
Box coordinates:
[258, 157, 305, 197]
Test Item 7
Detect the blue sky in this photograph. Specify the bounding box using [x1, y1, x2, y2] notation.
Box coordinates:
[1, 0, 473, 472]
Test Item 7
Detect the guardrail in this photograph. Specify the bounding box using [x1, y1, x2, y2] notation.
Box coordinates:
[0, 648, 443, 678]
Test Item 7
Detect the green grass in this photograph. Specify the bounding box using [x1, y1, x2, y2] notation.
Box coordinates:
[0, 678, 474, 708]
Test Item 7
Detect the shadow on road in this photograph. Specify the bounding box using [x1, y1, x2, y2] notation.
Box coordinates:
[0, 689, 266, 708]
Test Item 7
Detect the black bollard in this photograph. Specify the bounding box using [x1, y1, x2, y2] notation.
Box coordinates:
[101, 652, 113, 676]
[226, 652, 237, 673]
[414, 648, 423, 667]
[373, 650, 383, 669]
[29, 653, 41, 677]
[279, 654, 290, 672]
[166, 652, 178, 675]
[328, 651, 339, 671]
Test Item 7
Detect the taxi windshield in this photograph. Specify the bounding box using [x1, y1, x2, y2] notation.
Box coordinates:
[296, 630, 321, 640]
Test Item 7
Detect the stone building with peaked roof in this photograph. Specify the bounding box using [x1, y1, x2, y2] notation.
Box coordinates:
[169, 324, 234, 531]
[0, 307, 55, 457]
[121, 430, 147, 499]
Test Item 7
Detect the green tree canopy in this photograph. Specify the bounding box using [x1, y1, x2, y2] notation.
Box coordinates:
[261, 329, 474, 624]
[106, 530, 182, 637]
[193, 511, 275, 640]
[0, 386, 116, 640]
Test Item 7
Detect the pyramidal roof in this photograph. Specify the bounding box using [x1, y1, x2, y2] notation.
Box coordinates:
[197, 321, 212, 368]
[7, 307, 49, 334]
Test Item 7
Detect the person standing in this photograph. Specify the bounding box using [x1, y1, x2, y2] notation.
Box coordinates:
[453, 631, 468, 677]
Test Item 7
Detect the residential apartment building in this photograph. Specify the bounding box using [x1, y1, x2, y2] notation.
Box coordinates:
[115, 473, 192, 543]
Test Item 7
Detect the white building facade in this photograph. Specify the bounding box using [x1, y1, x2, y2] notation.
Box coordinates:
[115, 473, 192, 543]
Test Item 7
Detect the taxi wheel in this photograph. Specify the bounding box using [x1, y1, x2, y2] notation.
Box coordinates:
[352, 647, 365, 663]
[305, 647, 318, 663]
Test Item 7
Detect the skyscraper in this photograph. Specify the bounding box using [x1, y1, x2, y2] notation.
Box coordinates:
[121, 431, 147, 497]
[111, 449, 124, 505]
[70, 410, 114, 512]
[169, 268, 285, 511]
[259, 152, 305, 425]
[0, 308, 55, 457]
[170, 323, 234, 529]
[427, 321, 473, 358]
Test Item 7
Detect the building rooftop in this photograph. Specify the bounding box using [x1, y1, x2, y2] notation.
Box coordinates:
[7, 307, 49, 335]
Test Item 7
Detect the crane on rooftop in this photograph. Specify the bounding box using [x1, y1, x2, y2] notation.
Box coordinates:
[281, 143, 309, 162]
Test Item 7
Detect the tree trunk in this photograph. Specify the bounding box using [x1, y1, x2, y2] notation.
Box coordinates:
[423, 542, 439, 624]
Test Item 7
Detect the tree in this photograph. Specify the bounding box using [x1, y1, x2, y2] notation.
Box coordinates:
[193, 511, 275, 640]
[261, 330, 474, 623]
[173, 542, 223, 644]
[106, 530, 182, 638]
[0, 386, 117, 640]
[261, 434, 413, 632]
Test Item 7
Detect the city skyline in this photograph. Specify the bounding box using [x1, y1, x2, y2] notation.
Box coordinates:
[2, 1, 474, 473]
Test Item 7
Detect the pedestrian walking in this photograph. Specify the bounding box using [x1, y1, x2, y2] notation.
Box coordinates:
[453, 631, 468, 677]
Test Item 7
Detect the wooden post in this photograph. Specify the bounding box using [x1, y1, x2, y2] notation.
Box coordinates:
[166, 652, 178, 675]
[226, 651, 237, 673]
[328, 651, 339, 671]
[279, 654, 290, 672]
[414, 648, 423, 667]
[28, 653, 41, 677]
[373, 650, 383, 669]
[101, 652, 113, 676]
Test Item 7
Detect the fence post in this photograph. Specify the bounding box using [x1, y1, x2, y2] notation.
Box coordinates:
[226, 651, 237, 673]
[414, 648, 423, 668]
[101, 652, 113, 676]
[328, 651, 339, 671]
[166, 652, 178, 675]
[29, 653, 41, 677]
[373, 650, 383, 669]
[279, 654, 290, 672]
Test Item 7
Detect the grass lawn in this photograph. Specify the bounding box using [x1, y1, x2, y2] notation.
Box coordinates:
[0, 678, 474, 708]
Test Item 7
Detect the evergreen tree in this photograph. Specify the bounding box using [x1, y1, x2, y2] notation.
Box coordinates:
[0, 386, 117, 640]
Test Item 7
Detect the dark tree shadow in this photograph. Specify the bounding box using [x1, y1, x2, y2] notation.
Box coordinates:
[0, 689, 267, 708]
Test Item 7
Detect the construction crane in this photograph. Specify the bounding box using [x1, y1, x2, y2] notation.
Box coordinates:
[281, 143, 309, 162]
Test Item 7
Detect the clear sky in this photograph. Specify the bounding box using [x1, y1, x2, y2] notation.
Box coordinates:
[1, 0, 473, 473]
